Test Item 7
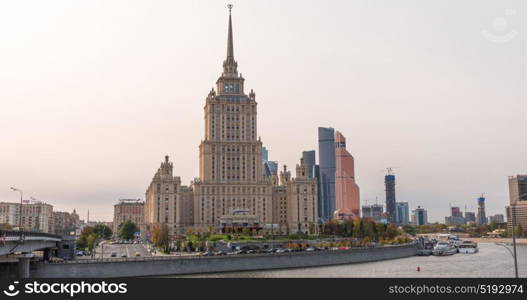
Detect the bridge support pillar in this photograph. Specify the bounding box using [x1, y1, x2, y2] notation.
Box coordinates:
[43, 248, 51, 261]
[18, 257, 30, 278]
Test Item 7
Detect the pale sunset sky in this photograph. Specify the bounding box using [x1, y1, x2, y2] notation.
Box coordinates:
[1, 0, 526, 222]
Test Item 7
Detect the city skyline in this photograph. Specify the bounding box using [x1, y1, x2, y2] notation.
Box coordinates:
[1, 1, 526, 222]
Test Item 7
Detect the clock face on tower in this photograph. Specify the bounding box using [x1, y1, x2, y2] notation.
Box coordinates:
[224, 83, 240, 93]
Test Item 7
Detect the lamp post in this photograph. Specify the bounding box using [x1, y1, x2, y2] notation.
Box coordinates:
[510, 192, 527, 278]
[10, 187, 23, 231]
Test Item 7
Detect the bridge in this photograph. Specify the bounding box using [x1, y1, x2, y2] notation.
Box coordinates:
[0, 230, 62, 278]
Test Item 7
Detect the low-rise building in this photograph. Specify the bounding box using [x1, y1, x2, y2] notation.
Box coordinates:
[113, 199, 144, 234]
[362, 204, 384, 223]
[507, 175, 527, 236]
[0, 201, 53, 233]
[488, 214, 505, 224]
[53, 209, 80, 235]
[464, 211, 476, 224]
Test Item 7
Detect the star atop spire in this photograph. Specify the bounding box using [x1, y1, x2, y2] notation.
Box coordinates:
[223, 4, 238, 76]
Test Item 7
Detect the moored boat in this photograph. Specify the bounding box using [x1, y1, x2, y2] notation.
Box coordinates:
[458, 241, 479, 254]
[432, 241, 457, 256]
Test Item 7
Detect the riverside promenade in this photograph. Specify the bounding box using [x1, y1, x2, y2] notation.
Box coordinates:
[31, 244, 417, 278]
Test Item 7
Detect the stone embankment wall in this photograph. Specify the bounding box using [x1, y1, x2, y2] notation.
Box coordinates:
[31, 244, 417, 278]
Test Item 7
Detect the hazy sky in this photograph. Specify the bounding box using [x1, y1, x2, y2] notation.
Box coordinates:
[1, 0, 526, 222]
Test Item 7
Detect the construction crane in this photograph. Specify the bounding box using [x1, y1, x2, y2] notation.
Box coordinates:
[383, 167, 400, 175]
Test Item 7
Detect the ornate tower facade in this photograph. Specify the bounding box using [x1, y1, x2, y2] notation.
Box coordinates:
[193, 7, 273, 230]
[145, 156, 194, 236]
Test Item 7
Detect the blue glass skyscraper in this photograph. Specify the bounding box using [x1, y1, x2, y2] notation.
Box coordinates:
[318, 127, 336, 221]
[302, 150, 316, 179]
[385, 174, 396, 224]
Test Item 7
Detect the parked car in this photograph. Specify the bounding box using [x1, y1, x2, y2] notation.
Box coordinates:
[49, 257, 64, 263]
[110, 252, 117, 258]
[76, 251, 84, 257]
[135, 252, 141, 257]
[305, 247, 316, 252]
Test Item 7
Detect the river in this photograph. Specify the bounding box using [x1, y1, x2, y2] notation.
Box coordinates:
[179, 243, 526, 278]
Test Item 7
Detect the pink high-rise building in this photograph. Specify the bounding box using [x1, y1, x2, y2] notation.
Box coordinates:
[334, 131, 360, 219]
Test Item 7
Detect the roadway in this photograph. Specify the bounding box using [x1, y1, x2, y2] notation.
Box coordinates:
[95, 242, 151, 259]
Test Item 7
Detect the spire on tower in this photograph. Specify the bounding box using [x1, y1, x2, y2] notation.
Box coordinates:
[223, 4, 238, 76]
[227, 4, 234, 59]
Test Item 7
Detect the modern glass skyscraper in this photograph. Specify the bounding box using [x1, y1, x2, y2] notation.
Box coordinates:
[395, 202, 409, 225]
[334, 131, 360, 219]
[318, 127, 336, 221]
[385, 174, 396, 224]
[302, 150, 316, 179]
[262, 147, 269, 162]
[412, 206, 428, 226]
[477, 196, 487, 225]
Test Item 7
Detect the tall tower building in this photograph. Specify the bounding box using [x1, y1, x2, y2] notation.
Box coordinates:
[385, 174, 396, 224]
[145, 156, 194, 236]
[334, 131, 360, 219]
[318, 127, 336, 221]
[476, 195, 487, 225]
[302, 150, 316, 179]
[395, 202, 410, 225]
[412, 206, 428, 226]
[193, 7, 273, 230]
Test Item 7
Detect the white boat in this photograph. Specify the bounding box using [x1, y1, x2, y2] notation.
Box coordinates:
[432, 241, 457, 256]
[458, 241, 479, 254]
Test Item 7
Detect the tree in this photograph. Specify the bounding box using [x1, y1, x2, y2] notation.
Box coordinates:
[402, 224, 417, 236]
[77, 226, 95, 250]
[118, 220, 139, 240]
[87, 234, 96, 253]
[0, 223, 14, 231]
[385, 224, 399, 240]
[152, 223, 170, 253]
[515, 225, 522, 238]
[343, 220, 353, 237]
[93, 224, 113, 240]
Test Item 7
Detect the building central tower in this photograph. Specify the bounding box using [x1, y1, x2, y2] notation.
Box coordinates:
[193, 6, 272, 230]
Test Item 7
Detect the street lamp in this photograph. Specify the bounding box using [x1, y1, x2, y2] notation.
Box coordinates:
[10, 187, 23, 231]
[509, 192, 527, 278]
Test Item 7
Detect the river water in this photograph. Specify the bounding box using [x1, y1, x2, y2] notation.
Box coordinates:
[180, 243, 526, 278]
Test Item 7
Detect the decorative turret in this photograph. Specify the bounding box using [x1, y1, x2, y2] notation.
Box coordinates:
[280, 165, 291, 185]
[296, 157, 308, 179]
[156, 155, 173, 178]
